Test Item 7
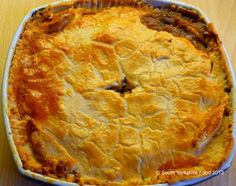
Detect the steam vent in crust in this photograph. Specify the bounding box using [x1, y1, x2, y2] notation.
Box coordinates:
[7, 0, 234, 185]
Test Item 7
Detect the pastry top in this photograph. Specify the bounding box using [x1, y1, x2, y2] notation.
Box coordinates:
[7, 1, 233, 185]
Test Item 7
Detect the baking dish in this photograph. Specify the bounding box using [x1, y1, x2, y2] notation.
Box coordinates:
[2, 0, 236, 185]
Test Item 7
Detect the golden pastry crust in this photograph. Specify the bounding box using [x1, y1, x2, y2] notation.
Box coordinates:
[7, 0, 233, 185]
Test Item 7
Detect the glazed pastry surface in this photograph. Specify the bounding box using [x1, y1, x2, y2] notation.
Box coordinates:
[8, 2, 233, 185]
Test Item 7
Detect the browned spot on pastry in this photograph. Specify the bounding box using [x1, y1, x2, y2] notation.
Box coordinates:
[26, 35, 44, 54]
[94, 33, 117, 45]
[12, 53, 64, 120]
[41, 9, 75, 33]
[140, 5, 217, 51]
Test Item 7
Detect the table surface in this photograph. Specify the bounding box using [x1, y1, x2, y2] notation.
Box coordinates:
[0, 0, 236, 185]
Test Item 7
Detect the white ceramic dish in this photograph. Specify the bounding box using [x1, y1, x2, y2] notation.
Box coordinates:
[2, 0, 236, 185]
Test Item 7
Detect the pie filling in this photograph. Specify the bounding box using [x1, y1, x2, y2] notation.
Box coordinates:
[7, 0, 233, 185]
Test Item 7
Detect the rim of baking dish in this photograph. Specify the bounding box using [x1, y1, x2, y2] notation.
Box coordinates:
[2, 0, 236, 185]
